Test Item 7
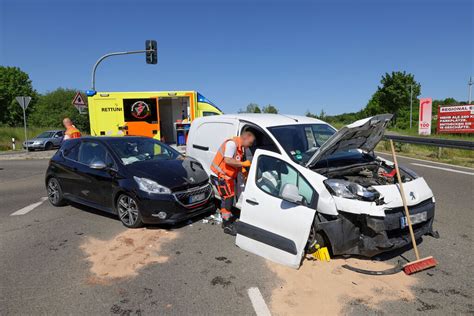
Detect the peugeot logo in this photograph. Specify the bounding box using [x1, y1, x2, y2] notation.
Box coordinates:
[409, 192, 416, 200]
[188, 177, 195, 184]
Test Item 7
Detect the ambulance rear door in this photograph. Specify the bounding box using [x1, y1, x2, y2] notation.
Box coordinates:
[90, 97, 124, 136]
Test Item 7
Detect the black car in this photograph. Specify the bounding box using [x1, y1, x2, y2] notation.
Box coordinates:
[45, 136, 215, 228]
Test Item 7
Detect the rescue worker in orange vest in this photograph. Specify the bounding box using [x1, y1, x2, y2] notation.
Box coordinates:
[62, 118, 82, 140]
[211, 131, 255, 235]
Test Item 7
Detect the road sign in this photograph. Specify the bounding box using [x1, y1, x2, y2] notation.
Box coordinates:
[15, 96, 32, 152]
[437, 105, 474, 133]
[418, 98, 432, 135]
[72, 92, 86, 106]
[16, 96, 32, 110]
[72, 92, 87, 114]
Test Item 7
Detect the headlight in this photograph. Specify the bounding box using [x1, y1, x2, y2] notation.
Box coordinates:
[324, 179, 379, 202]
[134, 176, 171, 194]
[33, 141, 43, 145]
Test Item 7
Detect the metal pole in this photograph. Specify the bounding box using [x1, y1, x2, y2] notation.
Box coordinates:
[91, 49, 154, 90]
[409, 84, 413, 129]
[468, 76, 473, 104]
[22, 97, 28, 152]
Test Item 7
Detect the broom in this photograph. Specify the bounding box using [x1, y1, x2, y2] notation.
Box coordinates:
[389, 140, 437, 275]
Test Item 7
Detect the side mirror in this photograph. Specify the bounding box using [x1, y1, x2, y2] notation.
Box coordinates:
[280, 183, 303, 204]
[90, 161, 107, 170]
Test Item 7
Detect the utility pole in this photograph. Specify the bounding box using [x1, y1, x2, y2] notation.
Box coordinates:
[468, 76, 473, 104]
[409, 84, 413, 129]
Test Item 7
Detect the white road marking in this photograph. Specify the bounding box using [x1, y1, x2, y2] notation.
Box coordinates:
[411, 163, 474, 176]
[10, 197, 48, 216]
[248, 287, 272, 316]
[375, 151, 474, 171]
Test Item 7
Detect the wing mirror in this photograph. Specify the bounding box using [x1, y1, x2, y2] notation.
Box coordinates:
[280, 183, 303, 204]
[90, 161, 107, 170]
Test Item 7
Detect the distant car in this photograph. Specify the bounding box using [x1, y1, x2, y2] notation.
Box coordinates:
[45, 136, 214, 228]
[23, 130, 64, 151]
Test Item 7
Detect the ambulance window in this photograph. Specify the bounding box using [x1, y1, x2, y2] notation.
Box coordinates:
[202, 111, 218, 117]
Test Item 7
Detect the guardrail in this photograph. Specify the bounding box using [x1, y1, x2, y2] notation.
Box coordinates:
[384, 134, 474, 150]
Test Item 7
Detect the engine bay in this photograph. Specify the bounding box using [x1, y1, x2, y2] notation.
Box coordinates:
[315, 159, 415, 188]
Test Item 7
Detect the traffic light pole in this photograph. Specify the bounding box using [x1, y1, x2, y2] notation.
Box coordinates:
[91, 49, 154, 90]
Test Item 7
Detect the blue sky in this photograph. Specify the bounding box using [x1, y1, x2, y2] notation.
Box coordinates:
[1, 0, 472, 115]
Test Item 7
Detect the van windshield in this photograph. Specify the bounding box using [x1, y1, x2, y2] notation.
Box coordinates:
[268, 124, 336, 164]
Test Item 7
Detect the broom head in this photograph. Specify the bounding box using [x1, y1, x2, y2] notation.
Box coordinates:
[403, 256, 438, 275]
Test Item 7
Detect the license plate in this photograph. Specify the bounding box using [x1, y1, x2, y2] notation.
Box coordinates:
[189, 193, 205, 204]
[400, 211, 427, 228]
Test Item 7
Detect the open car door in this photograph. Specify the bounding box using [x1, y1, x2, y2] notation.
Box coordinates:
[235, 149, 317, 269]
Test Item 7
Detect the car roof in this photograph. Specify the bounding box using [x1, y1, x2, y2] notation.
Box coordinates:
[43, 130, 63, 133]
[80, 136, 149, 141]
[197, 113, 327, 128]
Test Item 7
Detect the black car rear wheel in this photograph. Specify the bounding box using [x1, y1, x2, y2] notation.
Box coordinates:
[117, 194, 143, 228]
[47, 177, 67, 206]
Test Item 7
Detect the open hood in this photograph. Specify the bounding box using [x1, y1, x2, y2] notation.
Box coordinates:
[305, 114, 393, 168]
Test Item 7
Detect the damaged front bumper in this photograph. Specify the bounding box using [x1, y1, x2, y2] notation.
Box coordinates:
[318, 198, 436, 257]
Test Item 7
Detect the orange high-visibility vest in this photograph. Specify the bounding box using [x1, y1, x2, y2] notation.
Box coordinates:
[65, 126, 81, 139]
[211, 137, 244, 179]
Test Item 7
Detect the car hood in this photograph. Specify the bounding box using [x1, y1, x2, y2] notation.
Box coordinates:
[126, 157, 209, 191]
[306, 114, 393, 168]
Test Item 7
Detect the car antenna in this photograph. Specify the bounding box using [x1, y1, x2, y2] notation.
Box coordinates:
[279, 114, 298, 122]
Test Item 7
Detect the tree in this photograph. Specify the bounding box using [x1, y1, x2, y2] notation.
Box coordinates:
[29, 88, 90, 132]
[0, 66, 38, 126]
[375, 71, 421, 127]
[239, 103, 262, 113]
[262, 104, 278, 114]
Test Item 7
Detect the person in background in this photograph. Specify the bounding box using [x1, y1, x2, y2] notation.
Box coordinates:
[211, 131, 255, 235]
[63, 118, 81, 140]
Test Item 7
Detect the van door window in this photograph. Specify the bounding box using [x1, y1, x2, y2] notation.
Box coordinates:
[255, 155, 314, 206]
[241, 125, 280, 156]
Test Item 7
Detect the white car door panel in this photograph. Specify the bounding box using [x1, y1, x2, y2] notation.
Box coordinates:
[236, 149, 316, 269]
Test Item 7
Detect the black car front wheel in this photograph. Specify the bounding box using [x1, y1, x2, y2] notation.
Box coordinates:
[116, 194, 144, 228]
[47, 177, 67, 206]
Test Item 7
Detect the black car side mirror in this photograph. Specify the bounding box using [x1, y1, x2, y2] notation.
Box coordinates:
[90, 161, 107, 170]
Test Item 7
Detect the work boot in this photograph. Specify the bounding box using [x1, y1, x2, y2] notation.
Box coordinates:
[222, 220, 237, 236]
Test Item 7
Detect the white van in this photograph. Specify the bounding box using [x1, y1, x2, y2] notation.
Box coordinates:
[186, 114, 436, 268]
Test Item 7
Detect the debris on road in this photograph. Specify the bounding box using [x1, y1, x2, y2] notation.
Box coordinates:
[81, 228, 178, 282]
[268, 258, 417, 315]
[202, 212, 223, 225]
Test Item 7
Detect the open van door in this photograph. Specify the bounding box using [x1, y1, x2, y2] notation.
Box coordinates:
[236, 149, 316, 269]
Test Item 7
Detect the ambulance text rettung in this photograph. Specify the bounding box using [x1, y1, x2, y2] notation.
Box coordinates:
[87, 91, 222, 143]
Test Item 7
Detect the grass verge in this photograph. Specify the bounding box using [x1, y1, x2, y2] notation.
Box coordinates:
[376, 140, 474, 168]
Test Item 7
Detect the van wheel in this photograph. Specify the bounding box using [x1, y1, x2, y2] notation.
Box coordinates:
[47, 177, 67, 206]
[116, 194, 144, 228]
[306, 224, 329, 254]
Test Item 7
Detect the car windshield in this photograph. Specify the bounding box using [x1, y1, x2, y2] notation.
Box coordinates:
[108, 138, 182, 165]
[36, 131, 56, 138]
[268, 124, 336, 164]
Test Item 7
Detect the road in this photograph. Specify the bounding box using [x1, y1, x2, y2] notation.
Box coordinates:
[0, 154, 473, 315]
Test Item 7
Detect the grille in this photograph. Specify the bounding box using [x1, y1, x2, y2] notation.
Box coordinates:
[173, 184, 212, 208]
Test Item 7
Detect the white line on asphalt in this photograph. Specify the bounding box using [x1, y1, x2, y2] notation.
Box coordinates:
[248, 287, 272, 316]
[375, 151, 474, 171]
[411, 163, 474, 176]
[10, 197, 48, 216]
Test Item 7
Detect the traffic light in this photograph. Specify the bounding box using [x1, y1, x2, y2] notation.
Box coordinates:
[146, 40, 157, 64]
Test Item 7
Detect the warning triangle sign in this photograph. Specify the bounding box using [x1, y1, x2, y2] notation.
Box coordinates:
[72, 92, 86, 106]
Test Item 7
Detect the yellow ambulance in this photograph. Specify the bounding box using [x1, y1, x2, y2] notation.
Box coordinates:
[87, 91, 222, 143]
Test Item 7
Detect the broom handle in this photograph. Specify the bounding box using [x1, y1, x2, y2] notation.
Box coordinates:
[389, 140, 420, 260]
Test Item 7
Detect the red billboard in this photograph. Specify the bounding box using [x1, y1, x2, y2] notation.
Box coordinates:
[437, 105, 474, 134]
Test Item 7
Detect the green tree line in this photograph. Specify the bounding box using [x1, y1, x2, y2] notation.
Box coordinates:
[306, 71, 469, 130]
[0, 66, 89, 132]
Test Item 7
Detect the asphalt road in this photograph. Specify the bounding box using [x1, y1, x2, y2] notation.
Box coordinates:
[0, 154, 473, 315]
